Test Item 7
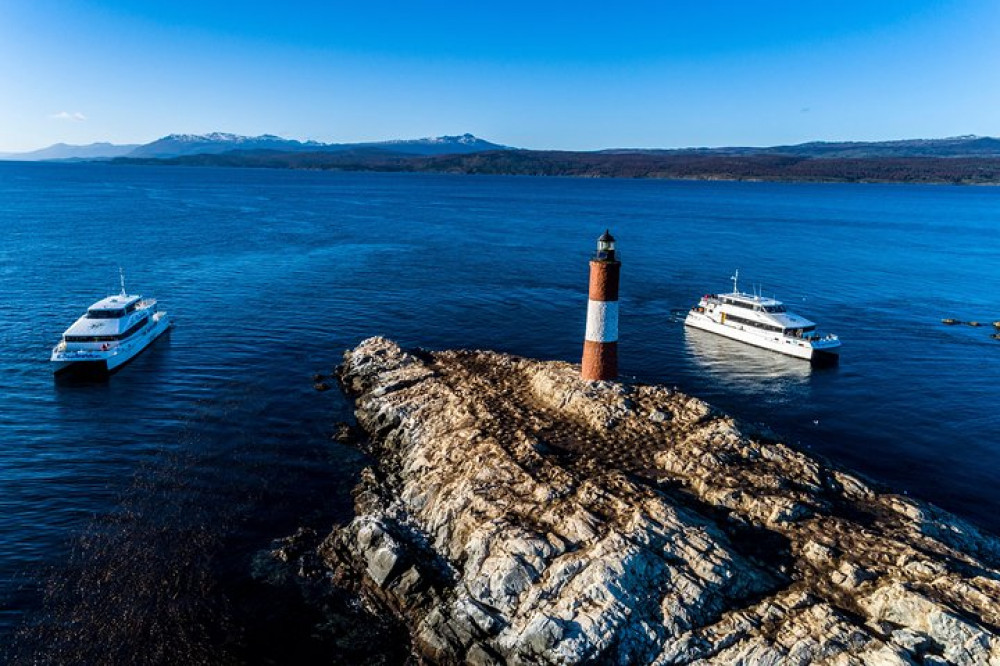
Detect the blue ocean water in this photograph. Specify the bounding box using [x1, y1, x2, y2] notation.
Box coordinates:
[1, 162, 998, 657]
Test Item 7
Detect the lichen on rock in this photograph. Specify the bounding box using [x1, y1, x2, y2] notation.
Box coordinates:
[316, 337, 1000, 665]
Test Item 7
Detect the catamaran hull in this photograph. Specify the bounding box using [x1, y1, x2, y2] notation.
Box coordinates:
[52, 315, 172, 375]
[685, 311, 840, 363]
[52, 359, 111, 376]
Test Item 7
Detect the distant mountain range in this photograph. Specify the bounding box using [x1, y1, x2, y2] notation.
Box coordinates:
[5, 133, 1000, 184]
[601, 135, 1000, 159]
[0, 132, 510, 162]
[8, 133, 1000, 162]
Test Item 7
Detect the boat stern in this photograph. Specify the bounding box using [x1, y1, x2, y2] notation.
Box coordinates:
[809, 335, 841, 365]
[50, 344, 110, 374]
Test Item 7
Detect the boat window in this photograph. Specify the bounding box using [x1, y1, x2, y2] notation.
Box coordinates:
[87, 308, 126, 319]
[65, 335, 117, 343]
[125, 301, 139, 313]
[763, 305, 787, 313]
[117, 317, 149, 340]
[724, 314, 783, 333]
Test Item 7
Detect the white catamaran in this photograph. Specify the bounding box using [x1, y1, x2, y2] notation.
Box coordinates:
[51, 270, 172, 374]
[684, 271, 840, 363]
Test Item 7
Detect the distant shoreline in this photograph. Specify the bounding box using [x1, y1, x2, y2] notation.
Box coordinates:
[103, 150, 1000, 186]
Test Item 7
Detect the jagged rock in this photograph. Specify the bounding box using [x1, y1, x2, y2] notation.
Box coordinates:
[331, 421, 359, 443]
[316, 337, 1000, 665]
[831, 560, 876, 589]
[649, 409, 671, 423]
[889, 627, 931, 655]
[859, 583, 1000, 665]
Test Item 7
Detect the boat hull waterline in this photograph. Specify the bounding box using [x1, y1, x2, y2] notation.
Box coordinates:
[685, 310, 839, 363]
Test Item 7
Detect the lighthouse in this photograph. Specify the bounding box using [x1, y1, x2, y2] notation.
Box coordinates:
[581, 230, 620, 381]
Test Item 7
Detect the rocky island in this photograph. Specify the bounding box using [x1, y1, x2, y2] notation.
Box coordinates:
[300, 337, 1000, 664]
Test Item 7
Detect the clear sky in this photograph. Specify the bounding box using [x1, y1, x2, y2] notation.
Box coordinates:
[1, 0, 999, 152]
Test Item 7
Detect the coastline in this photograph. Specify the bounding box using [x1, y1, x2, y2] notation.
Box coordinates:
[294, 337, 1000, 664]
[102, 151, 1000, 186]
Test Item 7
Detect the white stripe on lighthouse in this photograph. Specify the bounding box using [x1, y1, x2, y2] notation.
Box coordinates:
[585, 300, 619, 342]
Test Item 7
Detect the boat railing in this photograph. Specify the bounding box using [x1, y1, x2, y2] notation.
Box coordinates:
[782, 331, 839, 343]
[54, 340, 129, 357]
[55, 348, 101, 359]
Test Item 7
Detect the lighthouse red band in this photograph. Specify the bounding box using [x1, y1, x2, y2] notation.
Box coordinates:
[582, 230, 620, 381]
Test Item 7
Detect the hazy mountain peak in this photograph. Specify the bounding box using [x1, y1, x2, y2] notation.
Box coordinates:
[0, 141, 140, 161]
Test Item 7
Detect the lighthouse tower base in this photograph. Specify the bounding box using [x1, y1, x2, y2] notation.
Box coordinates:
[581, 340, 618, 382]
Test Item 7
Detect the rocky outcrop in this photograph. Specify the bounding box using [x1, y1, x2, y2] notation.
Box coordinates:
[318, 337, 1000, 665]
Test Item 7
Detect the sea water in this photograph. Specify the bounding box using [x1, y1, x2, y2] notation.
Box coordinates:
[1, 162, 998, 659]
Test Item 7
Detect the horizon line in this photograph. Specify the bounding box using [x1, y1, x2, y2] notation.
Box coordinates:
[2, 132, 996, 157]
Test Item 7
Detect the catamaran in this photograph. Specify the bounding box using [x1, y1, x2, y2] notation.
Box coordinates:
[684, 271, 840, 363]
[51, 270, 171, 374]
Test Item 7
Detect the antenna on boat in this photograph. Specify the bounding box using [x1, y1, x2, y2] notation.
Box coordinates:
[119, 267, 127, 296]
[730, 269, 739, 295]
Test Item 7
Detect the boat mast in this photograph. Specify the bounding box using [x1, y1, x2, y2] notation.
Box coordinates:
[119, 267, 126, 296]
[730, 269, 739, 295]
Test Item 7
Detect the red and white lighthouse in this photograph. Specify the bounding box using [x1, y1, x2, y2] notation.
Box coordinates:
[581, 230, 620, 381]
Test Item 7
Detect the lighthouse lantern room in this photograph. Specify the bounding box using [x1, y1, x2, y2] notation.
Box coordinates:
[596, 230, 616, 261]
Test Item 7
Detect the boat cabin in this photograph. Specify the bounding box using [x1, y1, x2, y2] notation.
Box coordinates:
[718, 294, 787, 313]
[86, 295, 143, 319]
[705, 293, 820, 338]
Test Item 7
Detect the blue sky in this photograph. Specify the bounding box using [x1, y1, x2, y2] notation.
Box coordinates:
[1, 1, 998, 151]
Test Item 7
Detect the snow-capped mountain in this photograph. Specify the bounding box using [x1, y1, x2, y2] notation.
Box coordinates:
[125, 133, 325, 158]
[125, 132, 508, 159]
[1, 132, 511, 161]
[361, 133, 509, 154]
